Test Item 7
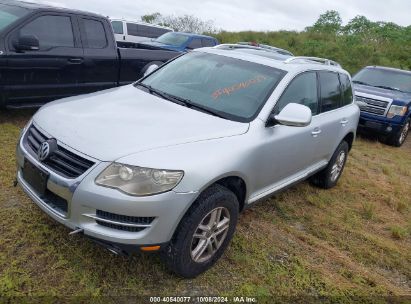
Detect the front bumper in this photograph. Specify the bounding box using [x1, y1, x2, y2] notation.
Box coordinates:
[358, 114, 403, 135]
[16, 134, 198, 250]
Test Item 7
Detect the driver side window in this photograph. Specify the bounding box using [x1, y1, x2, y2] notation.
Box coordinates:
[274, 72, 319, 115]
[18, 15, 74, 50]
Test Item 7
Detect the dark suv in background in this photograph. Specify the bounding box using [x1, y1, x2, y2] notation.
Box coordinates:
[353, 66, 411, 146]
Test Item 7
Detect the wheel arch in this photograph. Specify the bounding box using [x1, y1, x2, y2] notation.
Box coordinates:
[342, 132, 355, 151]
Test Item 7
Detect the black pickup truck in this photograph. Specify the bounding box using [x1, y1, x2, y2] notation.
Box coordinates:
[0, 1, 180, 108]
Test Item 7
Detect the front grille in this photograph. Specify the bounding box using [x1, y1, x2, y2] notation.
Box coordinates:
[95, 210, 155, 232]
[356, 95, 389, 116]
[25, 125, 94, 179]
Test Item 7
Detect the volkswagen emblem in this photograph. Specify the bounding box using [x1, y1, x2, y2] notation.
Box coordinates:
[38, 141, 51, 161]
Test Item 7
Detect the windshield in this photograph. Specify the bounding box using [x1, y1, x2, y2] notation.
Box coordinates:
[0, 3, 30, 32]
[138, 52, 286, 122]
[353, 68, 411, 93]
[155, 32, 189, 46]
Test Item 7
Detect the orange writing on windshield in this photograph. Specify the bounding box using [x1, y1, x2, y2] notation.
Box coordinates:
[212, 75, 268, 100]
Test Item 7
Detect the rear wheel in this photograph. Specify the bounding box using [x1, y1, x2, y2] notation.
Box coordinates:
[386, 118, 410, 147]
[311, 141, 349, 189]
[161, 184, 239, 278]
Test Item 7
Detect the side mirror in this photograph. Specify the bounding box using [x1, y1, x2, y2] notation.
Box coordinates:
[143, 64, 159, 77]
[14, 35, 40, 51]
[272, 103, 312, 127]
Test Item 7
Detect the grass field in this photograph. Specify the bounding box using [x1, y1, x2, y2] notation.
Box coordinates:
[0, 109, 410, 303]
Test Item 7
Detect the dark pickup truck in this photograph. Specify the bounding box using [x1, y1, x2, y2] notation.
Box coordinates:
[0, 1, 180, 108]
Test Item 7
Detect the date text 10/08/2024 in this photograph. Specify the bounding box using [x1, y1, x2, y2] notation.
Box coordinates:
[149, 296, 258, 303]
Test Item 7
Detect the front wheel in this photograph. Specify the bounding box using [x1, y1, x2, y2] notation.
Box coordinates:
[386, 118, 410, 147]
[310, 141, 349, 189]
[161, 184, 239, 278]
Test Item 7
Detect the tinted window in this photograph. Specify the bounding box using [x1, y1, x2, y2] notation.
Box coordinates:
[111, 21, 123, 34]
[188, 38, 202, 49]
[141, 52, 285, 122]
[126, 23, 169, 38]
[202, 38, 215, 47]
[20, 15, 74, 50]
[275, 72, 318, 115]
[126, 23, 138, 36]
[0, 3, 30, 31]
[319, 72, 341, 112]
[340, 73, 353, 106]
[82, 19, 107, 49]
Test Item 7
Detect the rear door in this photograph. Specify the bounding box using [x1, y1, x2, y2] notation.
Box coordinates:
[78, 16, 119, 94]
[312, 71, 346, 164]
[5, 13, 83, 106]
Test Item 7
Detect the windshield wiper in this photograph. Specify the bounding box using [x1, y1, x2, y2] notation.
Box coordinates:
[160, 93, 228, 119]
[352, 80, 370, 86]
[135, 83, 187, 105]
[373, 85, 403, 92]
[135, 83, 227, 119]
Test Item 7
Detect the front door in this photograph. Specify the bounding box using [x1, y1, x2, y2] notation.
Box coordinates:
[5, 13, 84, 106]
[251, 71, 321, 198]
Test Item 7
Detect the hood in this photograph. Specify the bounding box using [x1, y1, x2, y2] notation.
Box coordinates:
[354, 84, 411, 103]
[33, 85, 249, 161]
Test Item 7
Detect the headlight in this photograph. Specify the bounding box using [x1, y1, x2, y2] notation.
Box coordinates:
[95, 163, 184, 196]
[387, 105, 407, 119]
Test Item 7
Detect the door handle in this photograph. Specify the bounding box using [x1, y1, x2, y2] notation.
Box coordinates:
[68, 58, 83, 64]
[311, 128, 322, 137]
[340, 118, 348, 125]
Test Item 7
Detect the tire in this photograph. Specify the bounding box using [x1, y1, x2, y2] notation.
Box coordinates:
[142, 61, 163, 77]
[310, 141, 349, 189]
[161, 184, 239, 278]
[385, 118, 410, 147]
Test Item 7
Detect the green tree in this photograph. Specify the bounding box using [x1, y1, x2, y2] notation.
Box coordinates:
[141, 12, 162, 24]
[308, 10, 342, 34]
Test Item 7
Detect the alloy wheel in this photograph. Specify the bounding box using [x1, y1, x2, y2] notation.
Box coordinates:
[399, 121, 410, 145]
[330, 151, 346, 182]
[190, 207, 231, 263]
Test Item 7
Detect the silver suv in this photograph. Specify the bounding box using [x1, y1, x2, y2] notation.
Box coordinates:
[16, 47, 360, 278]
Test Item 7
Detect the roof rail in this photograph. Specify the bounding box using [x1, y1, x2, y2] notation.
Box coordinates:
[284, 56, 341, 67]
[215, 44, 294, 56]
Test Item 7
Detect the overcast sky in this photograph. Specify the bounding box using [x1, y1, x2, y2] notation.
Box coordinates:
[40, 0, 411, 31]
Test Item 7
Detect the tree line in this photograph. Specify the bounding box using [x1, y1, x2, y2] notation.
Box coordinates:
[141, 10, 411, 74]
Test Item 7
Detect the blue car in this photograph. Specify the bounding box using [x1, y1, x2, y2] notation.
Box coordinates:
[141, 32, 219, 52]
[353, 66, 411, 147]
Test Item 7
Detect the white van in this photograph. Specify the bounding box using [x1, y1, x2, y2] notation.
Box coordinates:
[111, 19, 173, 46]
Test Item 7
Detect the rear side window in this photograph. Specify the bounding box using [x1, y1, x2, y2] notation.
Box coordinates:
[202, 38, 215, 47]
[340, 73, 353, 106]
[82, 19, 107, 49]
[126, 23, 169, 38]
[111, 21, 123, 34]
[319, 71, 341, 112]
[275, 72, 319, 115]
[187, 38, 202, 49]
[19, 15, 74, 50]
[126, 23, 138, 36]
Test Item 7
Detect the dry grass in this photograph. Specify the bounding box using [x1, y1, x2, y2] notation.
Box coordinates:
[0, 109, 410, 302]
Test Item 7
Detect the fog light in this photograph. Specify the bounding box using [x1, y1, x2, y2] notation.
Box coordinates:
[387, 126, 393, 132]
